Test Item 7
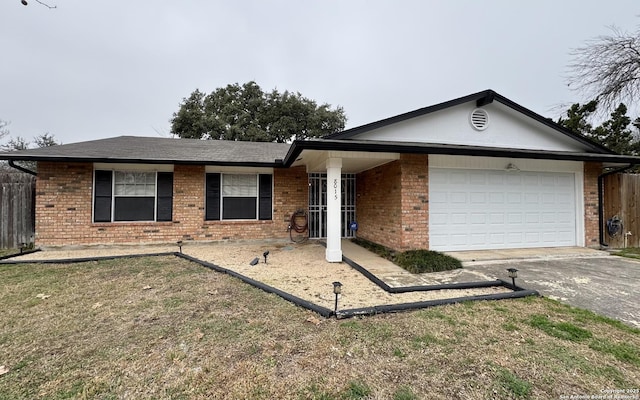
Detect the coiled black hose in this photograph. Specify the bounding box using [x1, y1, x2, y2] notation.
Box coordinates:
[289, 209, 309, 243]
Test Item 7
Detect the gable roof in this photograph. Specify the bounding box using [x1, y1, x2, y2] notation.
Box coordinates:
[323, 89, 615, 155]
[0, 136, 290, 167]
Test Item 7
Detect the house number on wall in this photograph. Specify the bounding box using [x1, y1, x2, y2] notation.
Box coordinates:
[333, 179, 338, 200]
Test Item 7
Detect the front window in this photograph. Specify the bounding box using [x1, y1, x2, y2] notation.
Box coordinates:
[205, 172, 272, 221]
[94, 170, 173, 223]
[113, 172, 156, 221]
[222, 174, 258, 219]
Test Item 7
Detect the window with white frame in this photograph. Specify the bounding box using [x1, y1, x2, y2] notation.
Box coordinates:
[94, 170, 173, 222]
[205, 173, 272, 220]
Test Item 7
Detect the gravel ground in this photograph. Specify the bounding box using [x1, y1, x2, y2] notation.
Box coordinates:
[6, 240, 511, 310]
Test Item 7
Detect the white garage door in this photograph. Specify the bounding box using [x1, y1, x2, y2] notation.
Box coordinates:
[429, 168, 577, 251]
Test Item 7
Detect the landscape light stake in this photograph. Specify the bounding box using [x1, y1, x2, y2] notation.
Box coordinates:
[177, 241, 183, 253]
[507, 268, 518, 288]
[332, 281, 343, 315]
[263, 250, 269, 264]
[19, 242, 26, 254]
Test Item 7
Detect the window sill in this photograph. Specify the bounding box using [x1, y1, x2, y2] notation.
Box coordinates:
[203, 220, 274, 225]
[91, 221, 175, 227]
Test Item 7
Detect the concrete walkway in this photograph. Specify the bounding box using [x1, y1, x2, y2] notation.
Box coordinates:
[445, 246, 610, 264]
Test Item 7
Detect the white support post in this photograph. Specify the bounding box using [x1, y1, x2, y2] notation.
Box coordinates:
[325, 158, 342, 262]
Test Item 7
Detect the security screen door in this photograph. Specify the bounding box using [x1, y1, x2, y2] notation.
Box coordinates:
[308, 173, 356, 239]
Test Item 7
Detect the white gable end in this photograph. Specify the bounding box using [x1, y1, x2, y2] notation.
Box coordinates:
[351, 101, 591, 152]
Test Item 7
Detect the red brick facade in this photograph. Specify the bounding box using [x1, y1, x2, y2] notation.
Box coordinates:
[35, 162, 308, 246]
[35, 159, 603, 251]
[356, 154, 429, 251]
[583, 162, 602, 248]
[356, 159, 402, 249]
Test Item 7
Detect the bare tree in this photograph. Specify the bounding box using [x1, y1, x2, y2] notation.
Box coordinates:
[20, 0, 57, 8]
[568, 26, 640, 113]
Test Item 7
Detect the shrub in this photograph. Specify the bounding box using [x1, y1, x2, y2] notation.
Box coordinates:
[351, 238, 462, 274]
[394, 250, 462, 273]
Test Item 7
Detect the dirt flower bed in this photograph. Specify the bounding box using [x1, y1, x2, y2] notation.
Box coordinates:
[9, 241, 511, 310]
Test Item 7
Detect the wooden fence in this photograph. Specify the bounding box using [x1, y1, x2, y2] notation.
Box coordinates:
[603, 173, 640, 248]
[0, 172, 35, 249]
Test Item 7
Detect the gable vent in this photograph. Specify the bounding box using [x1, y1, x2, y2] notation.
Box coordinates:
[470, 108, 489, 131]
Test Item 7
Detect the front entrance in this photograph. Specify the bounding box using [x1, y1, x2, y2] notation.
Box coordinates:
[308, 173, 356, 238]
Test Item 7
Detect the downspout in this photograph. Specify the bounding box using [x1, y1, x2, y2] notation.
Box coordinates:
[598, 164, 635, 247]
[8, 160, 37, 176]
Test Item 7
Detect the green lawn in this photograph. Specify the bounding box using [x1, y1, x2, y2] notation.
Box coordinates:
[613, 247, 640, 260]
[0, 256, 638, 399]
[0, 248, 18, 258]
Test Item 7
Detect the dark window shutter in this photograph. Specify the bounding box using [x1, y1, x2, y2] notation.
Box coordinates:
[156, 172, 173, 221]
[205, 173, 221, 220]
[258, 174, 272, 220]
[94, 170, 112, 222]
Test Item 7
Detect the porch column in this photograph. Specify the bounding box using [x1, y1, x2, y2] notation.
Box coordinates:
[325, 158, 342, 262]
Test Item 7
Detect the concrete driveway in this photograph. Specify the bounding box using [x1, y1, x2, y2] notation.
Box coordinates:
[442, 249, 640, 328]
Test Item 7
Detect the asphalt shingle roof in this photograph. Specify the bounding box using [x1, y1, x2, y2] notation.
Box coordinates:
[0, 136, 291, 166]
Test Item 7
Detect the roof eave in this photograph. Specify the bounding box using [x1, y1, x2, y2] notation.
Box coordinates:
[0, 154, 284, 168]
[284, 140, 640, 166]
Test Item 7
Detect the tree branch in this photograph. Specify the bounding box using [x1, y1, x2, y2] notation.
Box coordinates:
[21, 0, 57, 8]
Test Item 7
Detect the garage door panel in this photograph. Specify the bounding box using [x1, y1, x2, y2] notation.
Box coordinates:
[451, 192, 467, 203]
[470, 233, 486, 245]
[451, 213, 467, 224]
[489, 213, 504, 224]
[450, 234, 470, 246]
[430, 192, 447, 204]
[489, 193, 504, 204]
[487, 174, 503, 184]
[450, 171, 468, 184]
[525, 213, 539, 223]
[524, 193, 539, 203]
[470, 192, 486, 203]
[430, 213, 449, 225]
[506, 193, 522, 204]
[505, 175, 522, 185]
[507, 213, 522, 224]
[489, 233, 505, 244]
[507, 232, 523, 243]
[429, 168, 576, 251]
[523, 174, 539, 185]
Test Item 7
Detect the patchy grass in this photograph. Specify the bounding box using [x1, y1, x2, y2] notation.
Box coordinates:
[0, 257, 639, 399]
[612, 247, 640, 260]
[351, 238, 461, 273]
[528, 314, 594, 342]
[494, 366, 532, 399]
[0, 248, 18, 258]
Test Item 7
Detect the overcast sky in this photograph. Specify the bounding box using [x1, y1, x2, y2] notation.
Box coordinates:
[0, 1, 638, 146]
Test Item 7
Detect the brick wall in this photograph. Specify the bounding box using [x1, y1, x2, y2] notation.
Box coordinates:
[356, 160, 403, 250]
[35, 162, 308, 246]
[356, 154, 429, 251]
[398, 154, 429, 250]
[583, 162, 602, 248]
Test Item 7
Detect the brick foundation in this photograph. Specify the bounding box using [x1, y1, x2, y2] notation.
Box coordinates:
[35, 162, 308, 246]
